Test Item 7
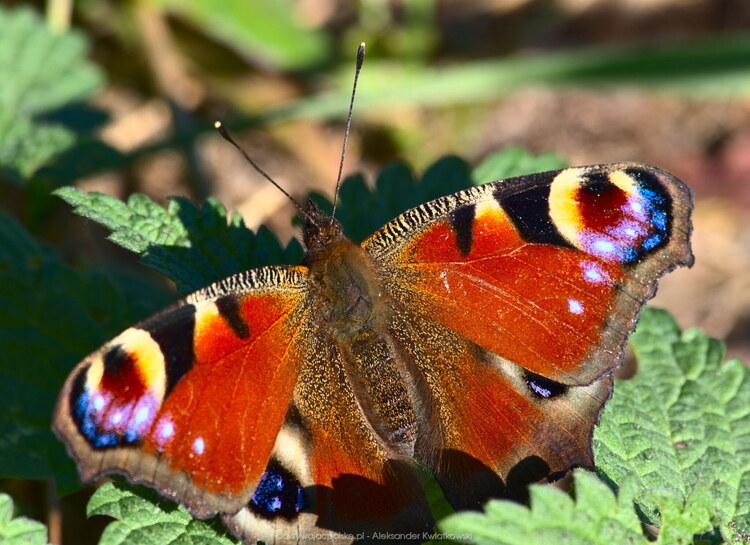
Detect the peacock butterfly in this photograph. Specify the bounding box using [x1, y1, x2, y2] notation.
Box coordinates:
[53, 45, 693, 544]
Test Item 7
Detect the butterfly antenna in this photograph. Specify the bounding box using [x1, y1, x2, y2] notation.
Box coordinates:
[331, 42, 366, 219]
[214, 121, 312, 221]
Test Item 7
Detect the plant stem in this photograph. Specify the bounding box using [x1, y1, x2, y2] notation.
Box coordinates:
[46, 0, 72, 33]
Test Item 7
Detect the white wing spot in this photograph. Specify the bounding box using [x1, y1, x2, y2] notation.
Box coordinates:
[193, 436, 205, 455]
[568, 299, 584, 315]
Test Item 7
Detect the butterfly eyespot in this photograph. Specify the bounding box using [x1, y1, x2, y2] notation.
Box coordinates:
[249, 460, 305, 520]
[524, 372, 567, 399]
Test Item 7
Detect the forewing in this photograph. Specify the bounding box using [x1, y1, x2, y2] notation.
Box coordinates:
[364, 163, 693, 386]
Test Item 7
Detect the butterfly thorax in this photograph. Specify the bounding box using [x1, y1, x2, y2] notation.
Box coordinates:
[306, 236, 385, 340]
[300, 200, 383, 338]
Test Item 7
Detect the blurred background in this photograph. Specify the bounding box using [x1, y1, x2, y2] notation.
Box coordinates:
[1, 0, 749, 543]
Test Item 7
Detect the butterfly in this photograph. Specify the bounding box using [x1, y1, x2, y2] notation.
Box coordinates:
[53, 45, 693, 545]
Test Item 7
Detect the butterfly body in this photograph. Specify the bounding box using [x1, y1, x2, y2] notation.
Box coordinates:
[54, 163, 693, 544]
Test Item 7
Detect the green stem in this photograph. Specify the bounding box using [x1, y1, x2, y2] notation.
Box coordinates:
[46, 0, 73, 33]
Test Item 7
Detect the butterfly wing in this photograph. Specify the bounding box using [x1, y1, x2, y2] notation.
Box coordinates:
[389, 304, 613, 509]
[53, 266, 311, 517]
[362, 163, 692, 506]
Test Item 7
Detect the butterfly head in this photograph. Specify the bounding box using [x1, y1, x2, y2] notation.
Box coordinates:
[301, 199, 345, 257]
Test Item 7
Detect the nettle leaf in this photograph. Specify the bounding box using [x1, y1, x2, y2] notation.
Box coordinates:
[0, 5, 103, 182]
[55, 187, 191, 253]
[143, 198, 303, 294]
[439, 469, 712, 545]
[0, 493, 49, 544]
[330, 157, 473, 244]
[0, 7, 101, 115]
[55, 187, 304, 294]
[0, 210, 173, 493]
[0, 108, 75, 182]
[440, 471, 647, 545]
[88, 482, 236, 545]
[320, 151, 564, 245]
[595, 308, 750, 544]
[58, 151, 564, 294]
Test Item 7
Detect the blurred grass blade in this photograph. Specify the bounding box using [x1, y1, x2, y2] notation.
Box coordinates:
[263, 33, 750, 123]
[153, 0, 328, 69]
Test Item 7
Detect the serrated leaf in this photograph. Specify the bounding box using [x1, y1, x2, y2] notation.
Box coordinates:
[88, 482, 237, 545]
[0, 109, 75, 182]
[439, 470, 654, 545]
[55, 188, 303, 294]
[0, 7, 101, 115]
[472, 148, 567, 185]
[54, 187, 190, 253]
[154, 0, 327, 70]
[0, 210, 173, 492]
[0, 493, 49, 544]
[595, 308, 750, 543]
[0, 5, 103, 183]
[315, 156, 473, 244]
[142, 200, 304, 294]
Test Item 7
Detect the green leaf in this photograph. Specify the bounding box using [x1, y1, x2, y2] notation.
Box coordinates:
[0, 108, 75, 182]
[55, 188, 303, 294]
[439, 470, 652, 545]
[327, 157, 472, 244]
[0, 7, 101, 115]
[472, 148, 567, 185]
[440, 470, 716, 545]
[88, 482, 237, 545]
[0, 209, 173, 492]
[54, 187, 191, 253]
[154, 0, 327, 70]
[0, 5, 103, 182]
[313, 151, 566, 244]
[0, 493, 49, 544]
[595, 308, 750, 543]
[319, 150, 562, 245]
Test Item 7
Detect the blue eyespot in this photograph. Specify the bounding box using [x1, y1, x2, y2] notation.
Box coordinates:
[250, 461, 304, 520]
[74, 389, 119, 448]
